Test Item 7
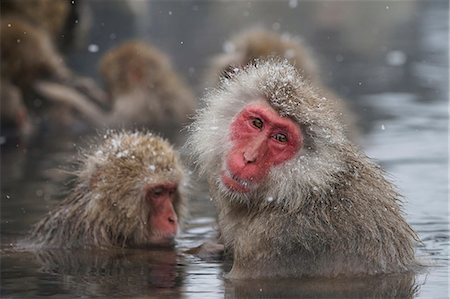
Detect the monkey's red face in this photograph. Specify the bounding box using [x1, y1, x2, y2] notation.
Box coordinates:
[146, 183, 178, 246]
[221, 101, 302, 193]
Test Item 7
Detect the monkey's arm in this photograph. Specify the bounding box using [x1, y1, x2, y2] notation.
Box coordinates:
[66, 76, 110, 108]
[184, 240, 225, 259]
[34, 81, 107, 126]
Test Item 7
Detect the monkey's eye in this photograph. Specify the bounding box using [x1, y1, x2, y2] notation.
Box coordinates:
[273, 133, 288, 143]
[251, 117, 264, 129]
[152, 187, 164, 197]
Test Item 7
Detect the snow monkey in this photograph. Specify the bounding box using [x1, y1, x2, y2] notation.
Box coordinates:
[207, 28, 357, 140]
[0, 17, 108, 130]
[207, 28, 320, 85]
[33, 41, 196, 140]
[0, 17, 71, 91]
[187, 60, 418, 279]
[1, 0, 85, 51]
[0, 17, 102, 97]
[24, 131, 188, 249]
[98, 41, 196, 135]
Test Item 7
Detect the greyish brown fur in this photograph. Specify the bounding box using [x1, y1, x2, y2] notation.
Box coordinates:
[0, 0, 70, 43]
[0, 17, 71, 90]
[187, 60, 418, 278]
[207, 28, 320, 85]
[0, 17, 108, 131]
[23, 131, 188, 249]
[206, 28, 357, 140]
[99, 41, 196, 132]
[1, 0, 87, 52]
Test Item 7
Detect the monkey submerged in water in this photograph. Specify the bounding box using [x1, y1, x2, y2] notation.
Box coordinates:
[24, 131, 188, 249]
[188, 60, 418, 279]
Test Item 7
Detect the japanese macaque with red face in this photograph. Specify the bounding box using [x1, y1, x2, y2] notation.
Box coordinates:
[188, 60, 418, 279]
[24, 132, 188, 249]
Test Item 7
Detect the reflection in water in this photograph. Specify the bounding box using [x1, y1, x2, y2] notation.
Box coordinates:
[2, 248, 184, 298]
[225, 273, 419, 299]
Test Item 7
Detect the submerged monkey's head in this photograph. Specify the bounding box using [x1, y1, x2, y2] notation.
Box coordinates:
[77, 131, 188, 247]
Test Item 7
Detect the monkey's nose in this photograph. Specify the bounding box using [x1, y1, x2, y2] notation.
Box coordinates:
[243, 152, 257, 164]
[243, 136, 266, 163]
[168, 216, 177, 224]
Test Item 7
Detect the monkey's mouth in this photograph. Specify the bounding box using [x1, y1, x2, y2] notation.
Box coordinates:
[221, 169, 253, 193]
[144, 216, 177, 247]
[147, 235, 176, 248]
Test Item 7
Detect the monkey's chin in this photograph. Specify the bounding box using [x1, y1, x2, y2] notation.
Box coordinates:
[146, 236, 176, 248]
[220, 170, 252, 193]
